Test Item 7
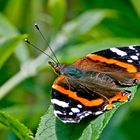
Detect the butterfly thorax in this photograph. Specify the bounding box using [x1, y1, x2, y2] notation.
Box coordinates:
[49, 61, 84, 79]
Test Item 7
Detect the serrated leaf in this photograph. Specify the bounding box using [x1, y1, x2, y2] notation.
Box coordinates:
[0, 35, 27, 69]
[35, 86, 137, 140]
[0, 111, 33, 140]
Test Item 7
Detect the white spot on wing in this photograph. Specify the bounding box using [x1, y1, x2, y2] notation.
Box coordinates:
[79, 111, 92, 119]
[84, 112, 91, 116]
[77, 104, 82, 108]
[71, 108, 80, 113]
[54, 110, 63, 115]
[51, 99, 69, 107]
[129, 46, 135, 50]
[94, 111, 103, 115]
[110, 48, 127, 56]
[127, 59, 133, 63]
[69, 112, 73, 115]
[130, 55, 139, 60]
[62, 111, 92, 123]
[62, 120, 79, 123]
[136, 53, 140, 56]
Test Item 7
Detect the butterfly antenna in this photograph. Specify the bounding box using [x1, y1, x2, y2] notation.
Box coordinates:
[34, 23, 60, 64]
[25, 38, 58, 64]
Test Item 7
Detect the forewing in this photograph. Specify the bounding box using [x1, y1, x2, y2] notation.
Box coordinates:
[95, 46, 140, 69]
[73, 46, 140, 86]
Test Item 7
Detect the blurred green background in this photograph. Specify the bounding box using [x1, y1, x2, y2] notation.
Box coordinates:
[0, 0, 140, 139]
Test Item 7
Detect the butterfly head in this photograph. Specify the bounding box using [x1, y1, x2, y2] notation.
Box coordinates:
[48, 61, 65, 75]
[49, 61, 83, 79]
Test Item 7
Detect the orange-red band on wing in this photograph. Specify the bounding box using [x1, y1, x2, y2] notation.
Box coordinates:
[52, 84, 104, 107]
[87, 54, 137, 73]
[104, 91, 129, 110]
[109, 91, 129, 103]
[135, 73, 140, 79]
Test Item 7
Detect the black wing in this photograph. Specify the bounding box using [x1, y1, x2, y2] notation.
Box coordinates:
[73, 46, 140, 86]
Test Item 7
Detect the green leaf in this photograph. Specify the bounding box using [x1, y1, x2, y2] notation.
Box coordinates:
[0, 13, 30, 63]
[63, 9, 116, 37]
[0, 13, 17, 37]
[0, 111, 33, 140]
[130, 0, 140, 17]
[48, 0, 66, 29]
[35, 86, 137, 140]
[0, 35, 27, 69]
[4, 0, 28, 26]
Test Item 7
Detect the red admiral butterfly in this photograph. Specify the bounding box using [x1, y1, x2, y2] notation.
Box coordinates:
[25, 25, 140, 123]
[49, 46, 140, 123]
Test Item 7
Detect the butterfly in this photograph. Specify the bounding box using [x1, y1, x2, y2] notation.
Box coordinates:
[48, 46, 140, 123]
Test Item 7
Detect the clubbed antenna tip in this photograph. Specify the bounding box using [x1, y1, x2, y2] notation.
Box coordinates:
[34, 23, 39, 30]
[24, 38, 30, 44]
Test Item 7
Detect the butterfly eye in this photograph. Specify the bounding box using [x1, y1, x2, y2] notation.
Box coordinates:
[63, 66, 83, 79]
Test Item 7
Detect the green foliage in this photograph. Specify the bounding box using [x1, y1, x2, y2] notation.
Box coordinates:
[0, 13, 29, 63]
[0, 0, 140, 140]
[48, 0, 66, 29]
[0, 35, 26, 69]
[63, 9, 114, 36]
[0, 111, 33, 140]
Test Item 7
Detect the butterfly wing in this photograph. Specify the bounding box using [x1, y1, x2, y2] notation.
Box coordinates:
[72, 46, 140, 86]
[51, 72, 130, 123]
[51, 46, 139, 123]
